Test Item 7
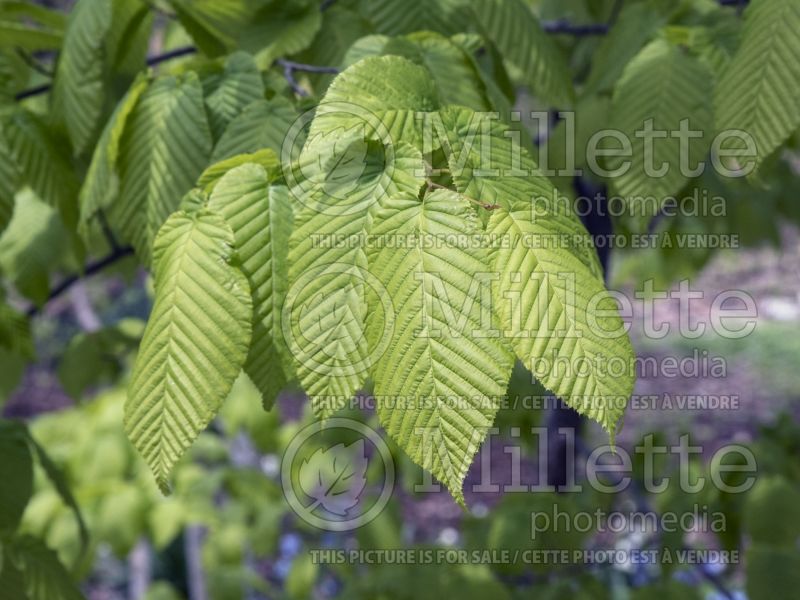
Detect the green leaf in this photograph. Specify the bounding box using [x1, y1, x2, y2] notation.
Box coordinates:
[202, 52, 265, 141]
[441, 107, 633, 434]
[715, 0, 800, 170]
[106, 0, 153, 85]
[0, 421, 33, 535]
[608, 38, 713, 216]
[78, 72, 151, 235]
[198, 148, 280, 193]
[582, 3, 665, 96]
[470, 0, 574, 106]
[57, 321, 142, 400]
[0, 535, 85, 600]
[0, 1, 66, 30]
[0, 191, 69, 306]
[1, 108, 81, 233]
[286, 135, 426, 418]
[50, 0, 113, 156]
[207, 164, 292, 409]
[211, 97, 298, 163]
[167, 0, 252, 56]
[366, 190, 514, 503]
[308, 55, 440, 148]
[125, 210, 252, 492]
[343, 32, 495, 111]
[109, 73, 213, 264]
[169, 0, 321, 65]
[0, 22, 62, 52]
[365, 0, 472, 36]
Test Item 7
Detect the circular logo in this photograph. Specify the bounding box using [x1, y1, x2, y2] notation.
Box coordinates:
[280, 101, 398, 216]
[280, 262, 396, 380]
[281, 417, 396, 531]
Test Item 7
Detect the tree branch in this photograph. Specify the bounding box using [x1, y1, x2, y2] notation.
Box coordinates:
[14, 46, 198, 101]
[542, 20, 609, 36]
[26, 246, 135, 318]
[275, 58, 339, 97]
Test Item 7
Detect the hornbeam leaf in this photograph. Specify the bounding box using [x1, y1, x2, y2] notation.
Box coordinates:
[78, 73, 151, 236]
[208, 164, 292, 409]
[50, 0, 113, 156]
[487, 204, 634, 434]
[202, 52, 264, 142]
[286, 136, 427, 418]
[365, 190, 514, 503]
[441, 106, 634, 434]
[110, 73, 212, 264]
[343, 32, 494, 111]
[198, 148, 280, 193]
[308, 55, 440, 150]
[211, 97, 298, 163]
[366, 0, 472, 37]
[715, 0, 800, 170]
[125, 210, 252, 492]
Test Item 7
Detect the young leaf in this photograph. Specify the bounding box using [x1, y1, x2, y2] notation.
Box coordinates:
[125, 210, 252, 492]
[208, 164, 293, 409]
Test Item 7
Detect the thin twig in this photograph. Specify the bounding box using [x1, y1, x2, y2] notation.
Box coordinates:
[14, 46, 198, 101]
[275, 58, 339, 97]
[542, 20, 609, 36]
[146, 45, 196, 66]
[26, 246, 135, 318]
[275, 58, 340, 74]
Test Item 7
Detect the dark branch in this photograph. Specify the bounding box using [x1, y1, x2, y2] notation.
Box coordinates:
[14, 46, 199, 101]
[26, 246, 135, 318]
[543, 20, 609, 36]
[275, 58, 340, 74]
[275, 58, 339, 97]
[146, 45, 197, 66]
